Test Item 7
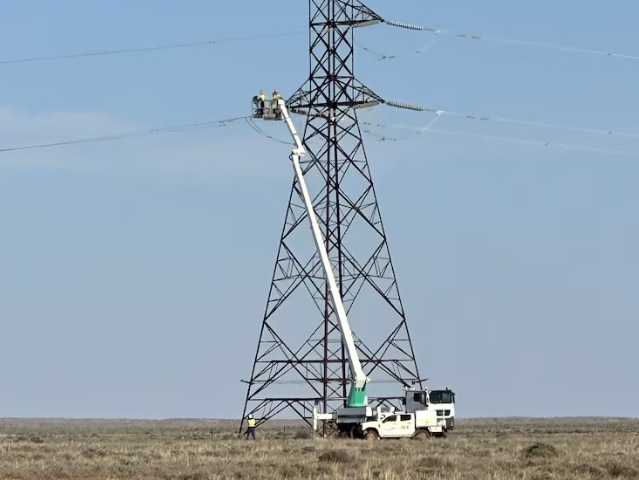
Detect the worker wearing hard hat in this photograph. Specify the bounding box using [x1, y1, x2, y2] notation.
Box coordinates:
[245, 414, 257, 440]
[254, 90, 266, 116]
[272, 89, 282, 119]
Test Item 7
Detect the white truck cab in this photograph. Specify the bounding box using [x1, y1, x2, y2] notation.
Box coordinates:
[405, 387, 455, 432]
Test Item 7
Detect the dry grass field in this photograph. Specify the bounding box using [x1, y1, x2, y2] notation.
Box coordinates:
[1, 417, 638, 479]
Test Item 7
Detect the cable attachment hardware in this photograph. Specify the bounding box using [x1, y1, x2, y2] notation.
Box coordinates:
[385, 100, 429, 112]
[384, 20, 434, 32]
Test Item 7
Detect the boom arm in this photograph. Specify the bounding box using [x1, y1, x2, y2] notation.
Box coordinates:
[277, 98, 369, 406]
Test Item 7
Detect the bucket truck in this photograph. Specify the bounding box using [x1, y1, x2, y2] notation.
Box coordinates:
[251, 92, 455, 439]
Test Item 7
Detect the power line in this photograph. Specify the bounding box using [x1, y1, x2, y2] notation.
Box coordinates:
[428, 127, 639, 158]
[0, 116, 248, 154]
[370, 21, 639, 62]
[8, 108, 631, 158]
[440, 110, 639, 141]
[0, 31, 303, 65]
[362, 116, 639, 158]
[357, 31, 440, 62]
[244, 118, 293, 145]
[383, 101, 639, 141]
[455, 32, 639, 62]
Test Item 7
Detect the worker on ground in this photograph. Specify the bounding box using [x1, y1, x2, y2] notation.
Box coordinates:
[245, 414, 257, 440]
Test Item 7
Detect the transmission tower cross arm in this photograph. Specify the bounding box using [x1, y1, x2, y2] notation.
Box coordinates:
[257, 96, 370, 407]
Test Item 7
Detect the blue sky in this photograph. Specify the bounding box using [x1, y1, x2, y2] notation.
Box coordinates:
[1, 0, 638, 419]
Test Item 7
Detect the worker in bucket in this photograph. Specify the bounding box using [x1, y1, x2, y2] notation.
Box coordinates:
[253, 90, 266, 117]
[245, 414, 257, 440]
[272, 89, 282, 119]
[258, 90, 266, 115]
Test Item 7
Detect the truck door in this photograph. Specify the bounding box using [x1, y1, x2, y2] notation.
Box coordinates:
[398, 414, 415, 437]
[381, 414, 400, 436]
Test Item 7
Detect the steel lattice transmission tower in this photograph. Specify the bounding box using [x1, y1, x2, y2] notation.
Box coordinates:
[241, 0, 423, 428]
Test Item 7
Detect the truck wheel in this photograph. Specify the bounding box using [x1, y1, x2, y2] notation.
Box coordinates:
[414, 429, 430, 440]
[365, 429, 379, 441]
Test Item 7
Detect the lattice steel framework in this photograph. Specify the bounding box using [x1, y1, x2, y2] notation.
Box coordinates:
[240, 0, 423, 431]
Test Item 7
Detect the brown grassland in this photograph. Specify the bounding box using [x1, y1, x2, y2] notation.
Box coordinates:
[1, 417, 638, 479]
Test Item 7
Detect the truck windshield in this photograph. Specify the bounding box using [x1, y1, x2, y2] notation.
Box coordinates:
[429, 390, 455, 404]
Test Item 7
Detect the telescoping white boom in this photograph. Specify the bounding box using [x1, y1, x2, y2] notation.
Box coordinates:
[254, 95, 369, 407]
